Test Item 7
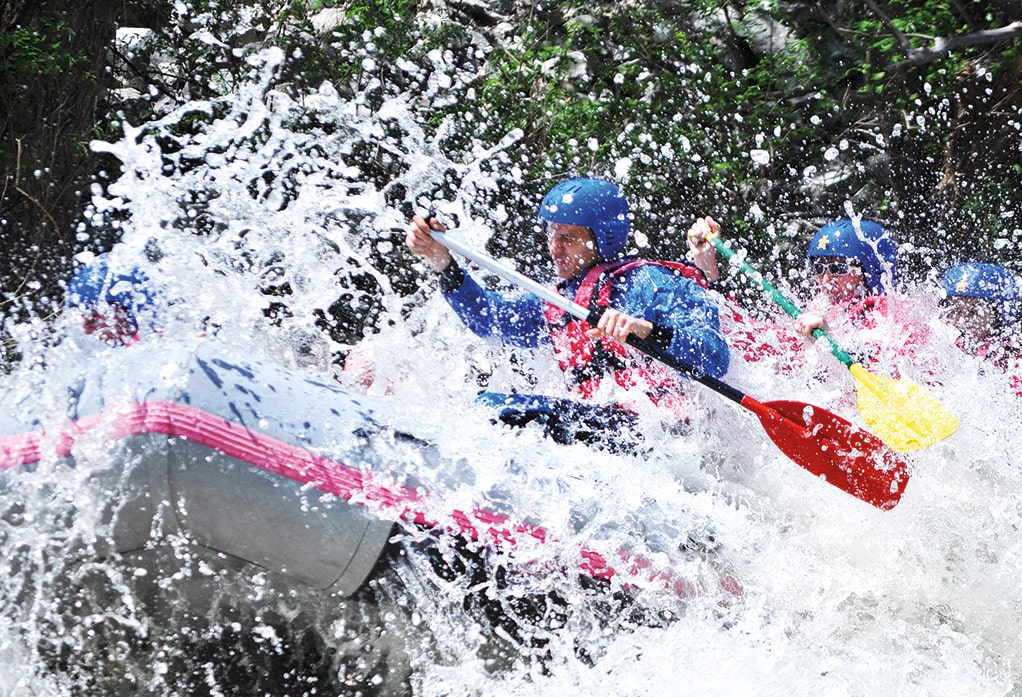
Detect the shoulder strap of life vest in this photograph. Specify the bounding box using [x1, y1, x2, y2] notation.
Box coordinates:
[572, 258, 709, 312]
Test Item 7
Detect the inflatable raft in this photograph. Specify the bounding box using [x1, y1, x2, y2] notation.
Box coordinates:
[0, 338, 740, 609]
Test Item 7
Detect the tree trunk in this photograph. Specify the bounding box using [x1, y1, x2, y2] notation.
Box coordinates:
[0, 0, 121, 319]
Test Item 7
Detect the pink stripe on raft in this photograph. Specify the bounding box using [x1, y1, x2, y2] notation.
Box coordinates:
[0, 400, 551, 547]
[0, 400, 734, 597]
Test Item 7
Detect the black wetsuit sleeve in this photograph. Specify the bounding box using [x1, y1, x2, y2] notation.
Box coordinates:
[438, 260, 466, 293]
[648, 323, 675, 350]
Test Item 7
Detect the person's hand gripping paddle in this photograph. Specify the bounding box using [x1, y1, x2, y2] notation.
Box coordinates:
[426, 222, 910, 510]
[704, 229, 959, 453]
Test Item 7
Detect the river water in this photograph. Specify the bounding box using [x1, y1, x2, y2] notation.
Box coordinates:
[1, 39, 1021, 697]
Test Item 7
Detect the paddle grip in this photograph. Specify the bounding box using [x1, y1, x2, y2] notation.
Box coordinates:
[585, 307, 748, 406]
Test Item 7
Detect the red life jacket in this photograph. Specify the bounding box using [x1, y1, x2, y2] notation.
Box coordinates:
[819, 294, 928, 377]
[717, 301, 804, 367]
[543, 259, 707, 406]
[843, 294, 886, 329]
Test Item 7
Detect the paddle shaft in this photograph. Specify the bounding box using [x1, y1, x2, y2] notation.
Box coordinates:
[706, 230, 959, 454]
[707, 234, 856, 368]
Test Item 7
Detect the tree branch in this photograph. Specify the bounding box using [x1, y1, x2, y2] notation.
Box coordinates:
[864, 0, 1022, 71]
[862, 0, 917, 57]
[899, 21, 1022, 68]
[108, 43, 183, 105]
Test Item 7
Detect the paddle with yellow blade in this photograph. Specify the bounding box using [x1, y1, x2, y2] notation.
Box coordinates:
[705, 230, 959, 452]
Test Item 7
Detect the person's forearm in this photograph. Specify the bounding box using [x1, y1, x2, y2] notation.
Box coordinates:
[439, 268, 545, 348]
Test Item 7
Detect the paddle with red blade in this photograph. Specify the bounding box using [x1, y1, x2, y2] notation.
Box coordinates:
[427, 226, 909, 510]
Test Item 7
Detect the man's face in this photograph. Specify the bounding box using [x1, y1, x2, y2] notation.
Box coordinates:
[941, 295, 999, 345]
[546, 222, 601, 279]
[811, 256, 867, 303]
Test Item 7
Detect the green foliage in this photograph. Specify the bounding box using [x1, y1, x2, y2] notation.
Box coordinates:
[463, 2, 824, 256]
[0, 10, 92, 166]
[0, 14, 89, 79]
[449, 0, 1022, 269]
[305, 0, 424, 87]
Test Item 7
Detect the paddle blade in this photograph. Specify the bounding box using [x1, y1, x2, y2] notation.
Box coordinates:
[748, 398, 910, 510]
[848, 363, 960, 453]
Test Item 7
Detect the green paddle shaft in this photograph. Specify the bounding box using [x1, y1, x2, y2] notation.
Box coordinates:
[707, 234, 856, 368]
[705, 229, 959, 453]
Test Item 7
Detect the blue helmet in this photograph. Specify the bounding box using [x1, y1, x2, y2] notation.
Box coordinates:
[806, 218, 897, 295]
[66, 255, 156, 331]
[538, 178, 630, 261]
[941, 262, 1019, 328]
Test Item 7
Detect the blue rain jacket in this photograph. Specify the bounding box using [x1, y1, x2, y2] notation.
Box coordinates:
[439, 260, 730, 379]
